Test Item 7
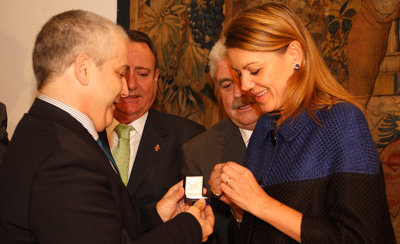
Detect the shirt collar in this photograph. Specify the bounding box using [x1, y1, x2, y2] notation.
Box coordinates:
[239, 128, 253, 147]
[109, 112, 148, 136]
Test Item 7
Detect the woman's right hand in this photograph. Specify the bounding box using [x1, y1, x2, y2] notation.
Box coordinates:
[211, 162, 269, 215]
[212, 162, 302, 242]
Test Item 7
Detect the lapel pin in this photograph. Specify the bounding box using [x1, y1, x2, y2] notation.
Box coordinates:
[154, 144, 160, 152]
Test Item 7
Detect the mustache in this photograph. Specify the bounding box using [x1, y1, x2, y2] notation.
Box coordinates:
[231, 95, 256, 110]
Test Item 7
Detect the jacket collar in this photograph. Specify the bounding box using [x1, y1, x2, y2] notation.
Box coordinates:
[258, 109, 314, 142]
[29, 98, 95, 144]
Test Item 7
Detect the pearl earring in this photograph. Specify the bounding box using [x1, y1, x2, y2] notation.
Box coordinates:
[294, 64, 299, 71]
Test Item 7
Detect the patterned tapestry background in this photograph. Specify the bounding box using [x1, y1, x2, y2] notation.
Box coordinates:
[117, 0, 400, 240]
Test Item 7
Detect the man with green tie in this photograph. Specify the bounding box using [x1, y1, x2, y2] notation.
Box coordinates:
[104, 30, 205, 232]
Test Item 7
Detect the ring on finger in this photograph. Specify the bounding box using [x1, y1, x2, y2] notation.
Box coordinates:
[225, 177, 231, 185]
[212, 190, 222, 197]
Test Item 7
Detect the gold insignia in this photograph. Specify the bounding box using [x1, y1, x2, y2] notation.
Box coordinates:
[154, 144, 160, 152]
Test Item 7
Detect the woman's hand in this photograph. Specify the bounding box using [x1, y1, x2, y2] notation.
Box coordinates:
[215, 162, 302, 242]
[216, 162, 269, 214]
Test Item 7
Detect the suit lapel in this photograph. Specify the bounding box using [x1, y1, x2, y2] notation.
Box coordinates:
[127, 108, 168, 195]
[221, 119, 247, 165]
[31, 99, 114, 172]
[30, 99, 95, 144]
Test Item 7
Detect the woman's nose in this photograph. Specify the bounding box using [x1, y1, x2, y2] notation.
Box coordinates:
[240, 75, 255, 92]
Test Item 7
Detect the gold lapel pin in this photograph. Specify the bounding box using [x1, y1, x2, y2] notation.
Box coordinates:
[154, 144, 160, 152]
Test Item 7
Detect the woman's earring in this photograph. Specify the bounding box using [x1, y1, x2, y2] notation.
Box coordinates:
[294, 64, 299, 71]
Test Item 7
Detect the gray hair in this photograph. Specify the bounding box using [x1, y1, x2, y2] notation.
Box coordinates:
[32, 9, 128, 89]
[208, 37, 227, 82]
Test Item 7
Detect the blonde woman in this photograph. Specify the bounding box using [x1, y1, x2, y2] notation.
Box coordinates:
[209, 3, 395, 243]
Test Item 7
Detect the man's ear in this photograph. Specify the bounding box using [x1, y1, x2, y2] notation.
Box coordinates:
[154, 68, 160, 83]
[287, 41, 303, 67]
[74, 54, 91, 85]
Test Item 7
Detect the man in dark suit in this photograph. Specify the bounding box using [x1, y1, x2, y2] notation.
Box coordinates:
[104, 30, 205, 232]
[182, 39, 261, 244]
[0, 102, 9, 165]
[0, 10, 213, 243]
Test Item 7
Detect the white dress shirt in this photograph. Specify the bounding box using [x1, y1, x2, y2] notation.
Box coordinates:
[239, 128, 253, 147]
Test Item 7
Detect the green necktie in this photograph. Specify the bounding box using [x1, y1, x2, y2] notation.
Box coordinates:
[112, 124, 134, 185]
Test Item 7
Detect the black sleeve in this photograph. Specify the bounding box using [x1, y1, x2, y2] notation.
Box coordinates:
[138, 202, 164, 232]
[30, 151, 203, 244]
[30, 151, 133, 244]
[301, 172, 396, 243]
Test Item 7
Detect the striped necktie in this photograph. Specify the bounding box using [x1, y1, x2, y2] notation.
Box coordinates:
[96, 138, 120, 175]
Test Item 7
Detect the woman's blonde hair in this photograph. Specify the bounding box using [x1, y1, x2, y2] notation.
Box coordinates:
[224, 2, 363, 127]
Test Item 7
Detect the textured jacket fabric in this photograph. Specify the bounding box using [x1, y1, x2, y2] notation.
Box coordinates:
[0, 99, 203, 244]
[233, 102, 395, 243]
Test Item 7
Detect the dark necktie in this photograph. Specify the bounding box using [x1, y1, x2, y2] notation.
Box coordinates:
[97, 138, 120, 176]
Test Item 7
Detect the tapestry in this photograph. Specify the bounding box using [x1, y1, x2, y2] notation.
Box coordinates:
[117, 0, 400, 240]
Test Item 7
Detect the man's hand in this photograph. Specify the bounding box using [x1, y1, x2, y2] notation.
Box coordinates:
[208, 163, 224, 197]
[185, 199, 215, 242]
[156, 181, 186, 222]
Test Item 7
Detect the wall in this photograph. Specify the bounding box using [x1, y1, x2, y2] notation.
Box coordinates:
[0, 0, 117, 137]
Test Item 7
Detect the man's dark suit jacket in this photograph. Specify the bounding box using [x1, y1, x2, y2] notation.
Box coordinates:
[105, 107, 205, 232]
[182, 119, 247, 244]
[0, 99, 202, 244]
[0, 102, 9, 165]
